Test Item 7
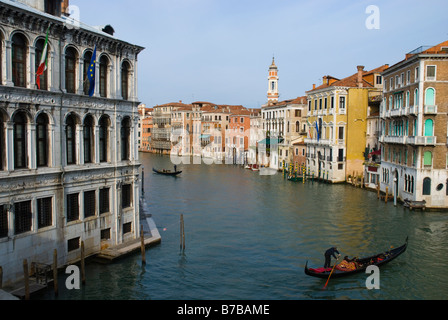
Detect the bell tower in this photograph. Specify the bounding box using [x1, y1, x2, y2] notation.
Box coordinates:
[267, 57, 279, 104]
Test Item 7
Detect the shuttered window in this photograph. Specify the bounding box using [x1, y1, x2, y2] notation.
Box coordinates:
[37, 197, 52, 229]
[15, 201, 32, 235]
[99, 188, 110, 214]
[67, 193, 79, 222]
[0, 205, 7, 238]
[84, 190, 96, 218]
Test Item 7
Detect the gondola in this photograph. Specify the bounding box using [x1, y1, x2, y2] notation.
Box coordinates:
[152, 168, 182, 176]
[304, 237, 408, 279]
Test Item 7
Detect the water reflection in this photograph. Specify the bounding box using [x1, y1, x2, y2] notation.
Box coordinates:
[41, 153, 448, 300]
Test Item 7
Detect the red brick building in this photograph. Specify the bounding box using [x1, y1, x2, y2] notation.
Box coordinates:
[227, 109, 252, 164]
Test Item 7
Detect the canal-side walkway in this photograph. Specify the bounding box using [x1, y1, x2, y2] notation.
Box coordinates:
[95, 199, 161, 262]
[1, 198, 161, 300]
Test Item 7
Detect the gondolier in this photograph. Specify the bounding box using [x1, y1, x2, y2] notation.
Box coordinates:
[305, 237, 408, 279]
[324, 247, 340, 268]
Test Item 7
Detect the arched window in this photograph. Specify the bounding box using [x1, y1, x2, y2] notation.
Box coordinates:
[296, 121, 300, 133]
[83, 50, 93, 95]
[83, 115, 94, 164]
[12, 33, 28, 88]
[36, 113, 49, 167]
[423, 151, 432, 168]
[99, 56, 108, 98]
[423, 177, 431, 196]
[66, 114, 77, 165]
[35, 38, 49, 90]
[424, 119, 433, 137]
[425, 88, 435, 106]
[0, 113, 4, 170]
[414, 88, 419, 106]
[65, 47, 77, 93]
[121, 117, 131, 160]
[0, 33, 2, 82]
[99, 116, 109, 163]
[121, 61, 130, 100]
[13, 112, 28, 169]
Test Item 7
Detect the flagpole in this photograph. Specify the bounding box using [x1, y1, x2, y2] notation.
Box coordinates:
[36, 26, 50, 90]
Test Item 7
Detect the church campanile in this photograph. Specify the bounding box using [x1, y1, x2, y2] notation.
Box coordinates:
[267, 57, 279, 104]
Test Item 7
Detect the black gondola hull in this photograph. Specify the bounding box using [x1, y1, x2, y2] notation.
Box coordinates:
[304, 238, 408, 279]
[152, 168, 182, 176]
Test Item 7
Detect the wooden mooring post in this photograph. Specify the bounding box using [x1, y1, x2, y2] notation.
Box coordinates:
[23, 259, 30, 300]
[140, 224, 146, 265]
[385, 187, 389, 203]
[53, 249, 58, 296]
[180, 214, 186, 251]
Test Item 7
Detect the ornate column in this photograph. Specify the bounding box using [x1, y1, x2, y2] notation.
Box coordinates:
[4, 40, 14, 86]
[77, 57, 84, 95]
[6, 121, 14, 171]
[94, 124, 100, 164]
[28, 122, 37, 169]
[76, 124, 83, 165]
[29, 45, 36, 89]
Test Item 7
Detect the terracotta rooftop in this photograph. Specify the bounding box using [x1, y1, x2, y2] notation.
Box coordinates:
[386, 40, 448, 71]
[153, 102, 192, 108]
[307, 64, 389, 93]
[268, 96, 308, 107]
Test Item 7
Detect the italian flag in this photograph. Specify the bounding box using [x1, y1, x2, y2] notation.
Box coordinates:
[36, 27, 49, 89]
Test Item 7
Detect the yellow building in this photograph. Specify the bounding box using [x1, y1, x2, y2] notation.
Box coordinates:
[305, 65, 388, 183]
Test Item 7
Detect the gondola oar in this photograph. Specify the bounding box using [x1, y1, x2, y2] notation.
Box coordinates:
[323, 256, 340, 290]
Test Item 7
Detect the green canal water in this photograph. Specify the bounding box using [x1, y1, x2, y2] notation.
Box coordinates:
[42, 153, 448, 300]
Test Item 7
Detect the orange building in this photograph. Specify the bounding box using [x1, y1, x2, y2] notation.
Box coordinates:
[227, 109, 252, 164]
[140, 107, 153, 152]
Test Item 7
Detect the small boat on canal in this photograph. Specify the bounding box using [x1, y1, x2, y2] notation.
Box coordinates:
[403, 199, 426, 211]
[304, 237, 408, 279]
[152, 168, 182, 176]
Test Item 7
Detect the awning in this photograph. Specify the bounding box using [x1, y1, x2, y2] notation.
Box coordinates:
[258, 138, 284, 145]
[200, 134, 211, 139]
[368, 149, 382, 158]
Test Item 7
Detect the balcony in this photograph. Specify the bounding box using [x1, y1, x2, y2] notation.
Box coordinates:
[304, 138, 330, 146]
[424, 105, 437, 114]
[390, 108, 403, 117]
[407, 136, 437, 146]
[383, 136, 407, 144]
[409, 105, 419, 115]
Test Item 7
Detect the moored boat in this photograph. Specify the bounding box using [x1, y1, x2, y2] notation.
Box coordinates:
[304, 237, 408, 279]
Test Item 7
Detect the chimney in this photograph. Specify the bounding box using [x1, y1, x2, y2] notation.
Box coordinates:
[357, 66, 365, 88]
[313, 84, 316, 90]
[62, 0, 70, 16]
[323, 76, 328, 85]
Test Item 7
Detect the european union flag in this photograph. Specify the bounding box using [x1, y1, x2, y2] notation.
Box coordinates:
[315, 122, 320, 142]
[87, 45, 97, 97]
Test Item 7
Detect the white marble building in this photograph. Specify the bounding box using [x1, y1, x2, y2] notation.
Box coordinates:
[0, 0, 144, 286]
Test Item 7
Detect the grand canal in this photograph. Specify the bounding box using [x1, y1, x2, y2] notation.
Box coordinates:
[42, 153, 448, 300]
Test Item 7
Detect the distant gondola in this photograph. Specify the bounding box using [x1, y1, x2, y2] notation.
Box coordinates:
[152, 168, 182, 176]
[304, 237, 408, 279]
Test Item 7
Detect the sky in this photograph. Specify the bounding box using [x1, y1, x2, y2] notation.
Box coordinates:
[71, 0, 448, 109]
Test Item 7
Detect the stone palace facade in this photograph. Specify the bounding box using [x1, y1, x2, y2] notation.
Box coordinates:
[0, 0, 144, 286]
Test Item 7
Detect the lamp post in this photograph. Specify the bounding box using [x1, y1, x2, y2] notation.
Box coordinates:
[393, 177, 397, 207]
